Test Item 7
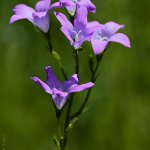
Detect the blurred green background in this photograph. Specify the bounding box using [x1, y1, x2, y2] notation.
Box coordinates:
[0, 0, 150, 149]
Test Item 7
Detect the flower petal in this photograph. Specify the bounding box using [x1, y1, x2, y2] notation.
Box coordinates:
[63, 74, 78, 92]
[54, 12, 73, 31]
[69, 82, 94, 93]
[50, 2, 62, 10]
[91, 38, 108, 55]
[35, 0, 51, 12]
[60, 0, 74, 6]
[54, 12, 74, 41]
[52, 88, 68, 109]
[31, 77, 52, 94]
[33, 12, 49, 33]
[66, 5, 76, 16]
[45, 66, 62, 89]
[73, 36, 90, 49]
[85, 21, 102, 36]
[10, 15, 28, 24]
[73, 6, 88, 32]
[105, 22, 125, 35]
[10, 4, 35, 24]
[60, 27, 74, 44]
[78, 0, 96, 13]
[73, 41, 83, 49]
[109, 33, 131, 48]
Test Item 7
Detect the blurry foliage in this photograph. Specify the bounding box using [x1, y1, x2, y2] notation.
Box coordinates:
[0, 0, 150, 150]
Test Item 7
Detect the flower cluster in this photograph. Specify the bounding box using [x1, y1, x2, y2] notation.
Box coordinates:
[10, 0, 130, 56]
[10, 0, 131, 149]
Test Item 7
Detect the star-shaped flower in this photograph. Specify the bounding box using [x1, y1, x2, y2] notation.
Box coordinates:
[31, 66, 94, 109]
[55, 6, 100, 49]
[91, 22, 131, 55]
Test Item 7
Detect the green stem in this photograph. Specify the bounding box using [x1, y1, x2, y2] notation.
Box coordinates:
[63, 95, 74, 147]
[54, 108, 64, 150]
[44, 32, 67, 80]
[57, 118, 64, 150]
[60, 68, 67, 80]
[65, 48, 79, 127]
[44, 30, 53, 53]
[62, 48, 79, 149]
[57, 118, 61, 138]
[73, 49, 79, 75]
[70, 54, 103, 120]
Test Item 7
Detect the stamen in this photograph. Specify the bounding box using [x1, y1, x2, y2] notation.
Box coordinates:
[72, 30, 82, 42]
[71, 0, 78, 3]
[93, 30, 109, 41]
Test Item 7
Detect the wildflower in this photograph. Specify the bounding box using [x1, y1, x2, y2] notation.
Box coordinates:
[10, 0, 61, 33]
[60, 0, 96, 16]
[91, 22, 131, 55]
[31, 66, 94, 109]
[55, 6, 100, 49]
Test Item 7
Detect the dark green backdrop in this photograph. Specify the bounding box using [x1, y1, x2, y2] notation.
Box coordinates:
[0, 0, 150, 150]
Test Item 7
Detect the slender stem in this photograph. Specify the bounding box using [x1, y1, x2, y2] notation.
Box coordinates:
[62, 48, 79, 148]
[57, 117, 64, 150]
[54, 108, 64, 150]
[44, 31, 53, 53]
[74, 87, 92, 118]
[64, 95, 74, 133]
[57, 118, 61, 138]
[60, 68, 67, 80]
[73, 49, 79, 75]
[44, 32, 67, 80]
[63, 95, 74, 147]
[70, 54, 103, 120]
[64, 48, 79, 128]
[92, 57, 101, 82]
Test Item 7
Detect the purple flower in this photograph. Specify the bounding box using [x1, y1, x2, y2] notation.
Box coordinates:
[55, 6, 100, 49]
[60, 0, 96, 16]
[91, 22, 131, 55]
[10, 0, 61, 33]
[31, 66, 94, 109]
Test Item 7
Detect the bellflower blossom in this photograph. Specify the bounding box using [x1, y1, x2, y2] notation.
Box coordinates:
[55, 6, 100, 49]
[10, 0, 61, 33]
[91, 22, 131, 55]
[60, 0, 96, 16]
[31, 66, 94, 109]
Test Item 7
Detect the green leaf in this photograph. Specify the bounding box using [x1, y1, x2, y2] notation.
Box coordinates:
[82, 106, 89, 114]
[52, 51, 62, 67]
[52, 51, 61, 61]
[52, 136, 60, 149]
[66, 117, 79, 134]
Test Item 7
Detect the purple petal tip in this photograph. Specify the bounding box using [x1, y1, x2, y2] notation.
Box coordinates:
[89, 82, 95, 87]
[31, 77, 38, 82]
[54, 12, 58, 16]
[45, 66, 51, 70]
[72, 74, 78, 78]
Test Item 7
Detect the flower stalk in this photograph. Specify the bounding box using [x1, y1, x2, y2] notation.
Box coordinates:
[9, 0, 131, 150]
[70, 53, 103, 120]
[44, 31, 68, 80]
[62, 47, 80, 149]
[73, 48, 79, 76]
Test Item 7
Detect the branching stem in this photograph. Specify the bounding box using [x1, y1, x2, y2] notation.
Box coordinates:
[70, 54, 103, 120]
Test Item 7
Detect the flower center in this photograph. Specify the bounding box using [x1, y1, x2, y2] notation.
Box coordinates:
[93, 29, 110, 41]
[72, 30, 83, 42]
[71, 0, 79, 3]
